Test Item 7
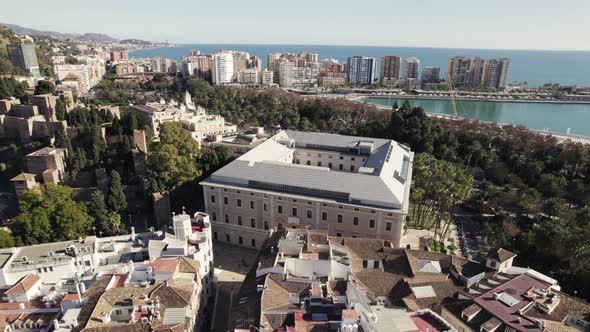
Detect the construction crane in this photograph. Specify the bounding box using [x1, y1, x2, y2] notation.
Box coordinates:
[446, 73, 459, 118]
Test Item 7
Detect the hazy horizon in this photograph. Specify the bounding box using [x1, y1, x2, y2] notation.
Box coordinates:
[1, 0, 589, 51]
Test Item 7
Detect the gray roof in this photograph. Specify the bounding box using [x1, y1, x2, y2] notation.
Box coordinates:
[202, 130, 413, 210]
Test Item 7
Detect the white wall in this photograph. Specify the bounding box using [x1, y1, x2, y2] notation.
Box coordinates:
[284, 258, 331, 278]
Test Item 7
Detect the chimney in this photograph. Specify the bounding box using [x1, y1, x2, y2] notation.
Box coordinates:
[53, 319, 60, 329]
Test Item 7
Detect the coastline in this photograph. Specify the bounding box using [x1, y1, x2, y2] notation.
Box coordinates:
[365, 94, 590, 105]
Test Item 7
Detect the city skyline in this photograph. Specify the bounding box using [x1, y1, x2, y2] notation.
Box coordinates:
[1, 0, 590, 51]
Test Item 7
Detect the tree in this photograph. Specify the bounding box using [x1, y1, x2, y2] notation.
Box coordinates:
[34, 80, 56, 95]
[410, 153, 473, 240]
[55, 98, 66, 121]
[148, 122, 202, 191]
[0, 230, 15, 248]
[10, 184, 93, 245]
[107, 170, 127, 213]
[89, 190, 110, 235]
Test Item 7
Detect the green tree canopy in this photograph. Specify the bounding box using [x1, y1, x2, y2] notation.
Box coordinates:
[34, 80, 56, 95]
[10, 184, 93, 245]
[106, 170, 127, 213]
[148, 122, 202, 191]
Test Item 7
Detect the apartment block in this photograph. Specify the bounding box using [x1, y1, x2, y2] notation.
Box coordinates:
[200, 130, 414, 249]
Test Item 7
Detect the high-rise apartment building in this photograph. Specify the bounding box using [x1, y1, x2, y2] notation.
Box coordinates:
[6, 44, 41, 77]
[403, 57, 420, 79]
[212, 52, 234, 84]
[347, 56, 376, 85]
[421, 67, 441, 83]
[380, 56, 401, 82]
[278, 60, 294, 87]
[447, 56, 510, 89]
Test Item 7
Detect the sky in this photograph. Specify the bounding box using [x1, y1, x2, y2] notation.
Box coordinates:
[1, 0, 590, 51]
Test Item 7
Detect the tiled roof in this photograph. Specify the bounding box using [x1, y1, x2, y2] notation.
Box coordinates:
[524, 291, 590, 323]
[10, 172, 36, 181]
[148, 258, 179, 274]
[5, 274, 40, 294]
[487, 248, 516, 263]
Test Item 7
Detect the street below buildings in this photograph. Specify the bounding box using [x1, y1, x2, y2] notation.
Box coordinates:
[211, 242, 257, 332]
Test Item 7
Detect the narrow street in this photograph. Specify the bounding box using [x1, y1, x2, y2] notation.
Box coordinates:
[211, 242, 257, 332]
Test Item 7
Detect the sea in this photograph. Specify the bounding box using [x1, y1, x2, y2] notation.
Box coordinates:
[129, 44, 590, 87]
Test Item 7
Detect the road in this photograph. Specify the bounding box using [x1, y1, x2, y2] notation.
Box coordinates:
[211, 242, 257, 332]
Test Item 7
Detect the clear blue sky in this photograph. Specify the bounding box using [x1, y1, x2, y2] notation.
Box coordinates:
[2, 0, 589, 50]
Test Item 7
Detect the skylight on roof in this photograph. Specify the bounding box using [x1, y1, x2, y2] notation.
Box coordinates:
[412, 286, 437, 299]
[495, 292, 520, 307]
[416, 259, 442, 273]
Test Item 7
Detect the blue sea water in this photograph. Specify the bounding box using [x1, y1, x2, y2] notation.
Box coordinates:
[129, 44, 590, 87]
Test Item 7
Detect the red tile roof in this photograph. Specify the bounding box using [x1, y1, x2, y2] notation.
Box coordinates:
[148, 259, 179, 274]
[5, 274, 40, 294]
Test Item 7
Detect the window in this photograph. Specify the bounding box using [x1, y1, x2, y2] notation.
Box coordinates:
[306, 160, 311, 165]
[339, 164, 343, 170]
[37, 268, 42, 273]
[307, 210, 312, 219]
[251, 239, 256, 247]
[214, 232, 218, 240]
[351, 165, 355, 172]
[237, 199, 242, 207]
[353, 217, 359, 226]
[362, 260, 368, 268]
[373, 261, 379, 269]
[337, 214, 343, 223]
[224, 197, 229, 205]
[318, 153, 322, 157]
[251, 218, 256, 228]
[354, 208, 359, 211]
[296, 159, 300, 164]
[322, 212, 328, 221]
[336, 232, 342, 237]
[237, 216, 243, 225]
[369, 219, 375, 228]
[317, 162, 322, 167]
[264, 203, 268, 211]
[292, 207, 298, 217]
[225, 214, 229, 223]
[351, 157, 355, 161]
[226, 234, 230, 242]
[49, 266, 53, 272]
[328, 163, 332, 169]
[386, 222, 392, 231]
[239, 236, 243, 245]
[211, 195, 216, 203]
[85, 261, 91, 267]
[212, 212, 217, 221]
[250, 201, 255, 209]
[264, 220, 269, 230]
[339, 156, 344, 160]
[278, 205, 283, 214]
[115, 310, 122, 315]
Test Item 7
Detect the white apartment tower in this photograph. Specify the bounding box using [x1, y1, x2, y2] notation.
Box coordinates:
[212, 52, 234, 84]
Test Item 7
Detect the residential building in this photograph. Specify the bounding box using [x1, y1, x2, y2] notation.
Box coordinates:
[278, 60, 294, 87]
[180, 54, 213, 79]
[421, 66, 441, 83]
[54, 64, 93, 94]
[239, 69, 260, 84]
[0, 211, 215, 332]
[109, 50, 128, 62]
[212, 52, 234, 84]
[347, 56, 376, 85]
[380, 56, 401, 83]
[6, 44, 41, 77]
[261, 69, 274, 85]
[403, 57, 420, 79]
[447, 56, 510, 90]
[200, 130, 414, 249]
[149, 57, 175, 73]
